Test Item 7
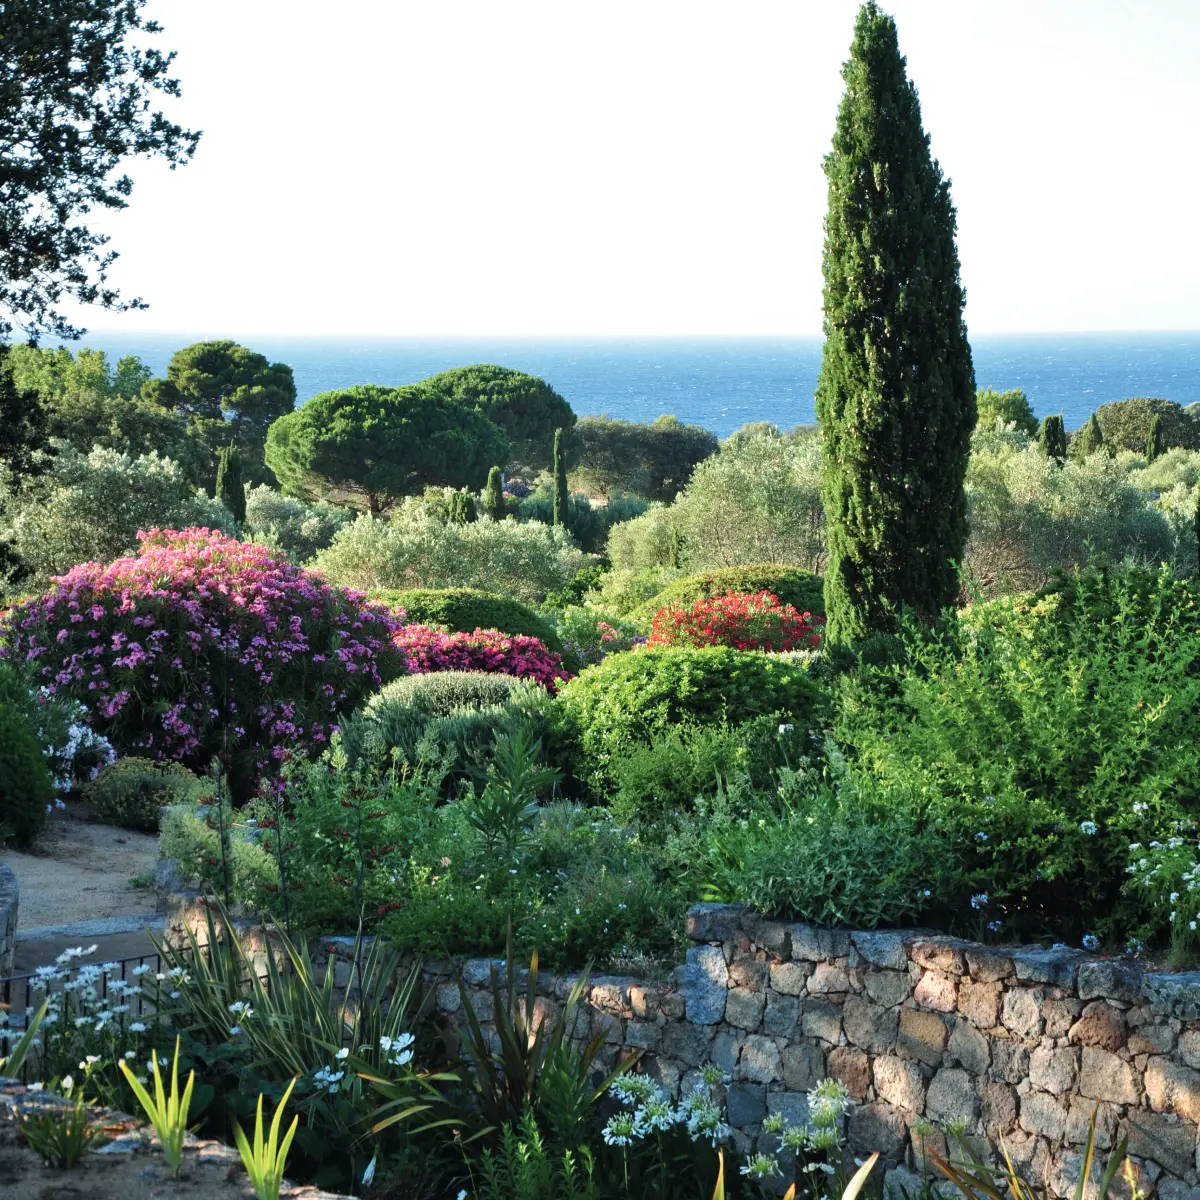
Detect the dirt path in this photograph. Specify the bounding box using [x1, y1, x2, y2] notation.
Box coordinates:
[0, 803, 158, 929]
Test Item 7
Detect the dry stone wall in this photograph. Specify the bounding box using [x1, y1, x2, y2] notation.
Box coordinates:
[0, 864, 18, 977]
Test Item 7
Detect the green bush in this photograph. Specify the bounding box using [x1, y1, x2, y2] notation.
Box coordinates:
[631, 564, 825, 623]
[340, 671, 552, 783]
[511, 488, 649, 555]
[374, 587, 562, 652]
[83, 757, 213, 832]
[976, 387, 1037, 436]
[243, 484, 353, 563]
[553, 646, 824, 788]
[1095, 397, 1200, 454]
[0, 700, 54, 845]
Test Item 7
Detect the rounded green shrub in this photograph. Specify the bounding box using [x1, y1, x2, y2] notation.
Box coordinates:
[553, 646, 824, 787]
[0, 701, 54, 845]
[83, 757, 214, 832]
[371, 587, 563, 652]
[631, 564, 825, 625]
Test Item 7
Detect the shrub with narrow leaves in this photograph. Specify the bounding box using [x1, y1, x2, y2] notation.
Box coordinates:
[648, 590, 823, 652]
[0, 529, 403, 796]
[393, 624, 569, 690]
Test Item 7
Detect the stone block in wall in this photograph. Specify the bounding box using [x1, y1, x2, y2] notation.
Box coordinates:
[848, 1100, 908, 1160]
[725, 987, 765, 1030]
[1001, 987, 1044, 1038]
[801, 999, 843, 1044]
[1044, 998, 1084, 1038]
[915, 970, 958, 1013]
[1128, 1024, 1176, 1055]
[1078, 959, 1145, 1003]
[790, 923, 850, 962]
[948, 1018, 991, 1075]
[844, 995, 899, 1053]
[782, 1042, 825, 1091]
[747, 915, 792, 957]
[851, 930, 907, 971]
[873, 1054, 925, 1113]
[959, 978, 1002, 1029]
[827, 1046, 871, 1100]
[1121, 1110, 1197, 1181]
[662, 1022, 712, 1067]
[1046, 1149, 1108, 1200]
[1012, 946, 1084, 988]
[767, 1090, 810, 1126]
[1029, 1044, 1078, 1095]
[764, 993, 799, 1038]
[726, 1082, 766, 1126]
[1019, 1091, 1068, 1140]
[1078, 1045, 1140, 1105]
[979, 1081, 1018, 1138]
[1007, 1132, 1052, 1189]
[1065, 1095, 1116, 1149]
[737, 1034, 783, 1083]
[625, 1020, 661, 1051]
[897, 1006, 947, 1066]
[1145, 973, 1200, 1021]
[711, 1030, 744, 1074]
[926, 1067, 979, 1125]
[1157, 1181, 1200, 1200]
[679, 944, 728, 1025]
[630, 984, 664, 1020]
[865, 969, 911, 1008]
[687, 903, 746, 943]
[910, 939, 969, 976]
[436, 982, 460, 1013]
[644, 1055, 682, 1096]
[590, 976, 637, 1014]
[769, 962, 812, 996]
[1068, 1001, 1126, 1050]
[965, 948, 1016, 983]
[728, 956, 768, 992]
[1180, 1030, 1200, 1070]
[1146, 1056, 1200, 1123]
[990, 1039, 1031, 1085]
[808, 963, 851, 994]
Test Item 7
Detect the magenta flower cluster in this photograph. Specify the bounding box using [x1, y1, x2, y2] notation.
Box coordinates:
[393, 623, 570, 691]
[0, 529, 404, 792]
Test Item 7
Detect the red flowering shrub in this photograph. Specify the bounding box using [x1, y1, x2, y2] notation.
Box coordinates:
[0, 529, 403, 794]
[393, 623, 570, 690]
[647, 590, 823, 652]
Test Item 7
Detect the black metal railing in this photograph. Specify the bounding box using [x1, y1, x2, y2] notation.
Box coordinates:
[0, 949, 163, 1029]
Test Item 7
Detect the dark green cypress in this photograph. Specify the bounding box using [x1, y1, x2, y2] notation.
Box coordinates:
[552, 428, 569, 531]
[1195, 485, 1200, 576]
[1038, 414, 1067, 461]
[449, 489, 476, 525]
[216, 445, 246, 523]
[1146, 413, 1165, 463]
[1076, 412, 1105, 457]
[816, 2, 975, 644]
[483, 465, 505, 521]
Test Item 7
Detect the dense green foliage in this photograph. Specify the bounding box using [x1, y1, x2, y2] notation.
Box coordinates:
[976, 387, 1037, 435]
[1146, 413, 1166, 463]
[554, 646, 823, 790]
[215, 445, 245, 523]
[1074, 412, 1105, 457]
[483, 466, 505, 520]
[1095, 397, 1200, 454]
[631, 564, 825, 624]
[313, 502, 590, 604]
[375, 587, 562, 651]
[0, 0, 199, 339]
[83, 756, 212, 831]
[513, 487, 648, 556]
[568, 413, 718, 501]
[265, 385, 508, 513]
[0, 700, 54, 844]
[552, 427, 569, 530]
[1038, 414, 1067, 460]
[241, 485, 353, 563]
[418, 364, 575, 472]
[816, 2, 975, 642]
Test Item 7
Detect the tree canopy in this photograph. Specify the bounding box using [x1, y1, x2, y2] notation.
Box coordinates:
[265, 384, 509, 514]
[816, 1, 975, 643]
[976, 387, 1037, 436]
[0, 0, 200, 339]
[417, 364, 575, 472]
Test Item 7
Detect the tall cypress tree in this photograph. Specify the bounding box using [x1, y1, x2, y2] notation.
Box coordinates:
[215, 445, 246, 523]
[552, 428, 569, 531]
[1038, 414, 1067, 461]
[1076, 412, 1105, 457]
[816, 2, 975, 644]
[1146, 413, 1165, 463]
[482, 465, 505, 521]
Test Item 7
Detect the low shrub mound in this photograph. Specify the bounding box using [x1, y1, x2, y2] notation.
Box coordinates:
[373, 587, 562, 652]
[648, 590, 823, 652]
[0, 529, 403, 797]
[394, 624, 569, 690]
[0, 700, 55, 844]
[83, 756, 213, 832]
[339, 670, 551, 781]
[554, 645, 824, 787]
[631, 564, 825, 624]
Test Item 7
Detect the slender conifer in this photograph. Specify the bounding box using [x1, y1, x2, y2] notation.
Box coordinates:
[483, 466, 505, 521]
[552, 428, 569, 531]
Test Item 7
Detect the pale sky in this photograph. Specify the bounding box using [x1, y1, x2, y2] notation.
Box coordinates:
[71, 0, 1200, 338]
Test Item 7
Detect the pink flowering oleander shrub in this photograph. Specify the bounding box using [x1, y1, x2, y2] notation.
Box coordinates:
[0, 528, 404, 797]
[393, 623, 570, 691]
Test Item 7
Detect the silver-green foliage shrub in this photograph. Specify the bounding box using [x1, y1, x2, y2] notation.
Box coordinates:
[243, 484, 353, 563]
[313, 501, 590, 604]
[83, 757, 213, 832]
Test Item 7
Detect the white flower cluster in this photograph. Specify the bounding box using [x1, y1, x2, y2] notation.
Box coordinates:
[379, 1032, 415, 1067]
[603, 1066, 733, 1150]
[740, 1078, 854, 1182]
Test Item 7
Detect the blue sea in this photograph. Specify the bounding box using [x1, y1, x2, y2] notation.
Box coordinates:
[74, 331, 1200, 439]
